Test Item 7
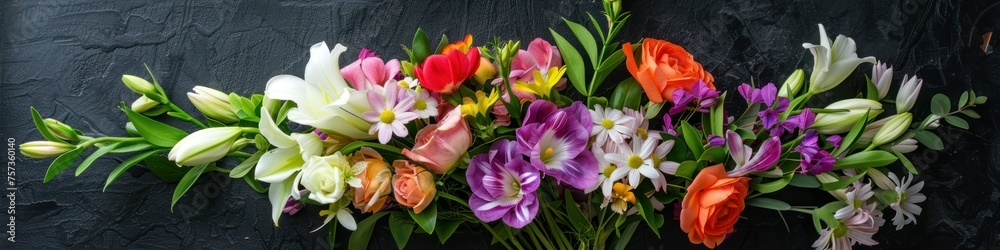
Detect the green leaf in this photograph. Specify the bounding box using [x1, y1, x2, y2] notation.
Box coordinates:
[43, 147, 84, 183]
[564, 190, 591, 232]
[608, 78, 643, 110]
[339, 141, 403, 156]
[820, 171, 867, 191]
[751, 173, 793, 193]
[865, 74, 879, 100]
[435, 219, 462, 243]
[171, 163, 209, 211]
[120, 102, 189, 147]
[562, 18, 599, 69]
[612, 221, 640, 250]
[409, 203, 437, 233]
[144, 155, 191, 182]
[109, 141, 154, 153]
[944, 116, 969, 129]
[960, 109, 981, 119]
[75, 142, 121, 176]
[229, 150, 264, 178]
[434, 34, 449, 54]
[747, 198, 792, 211]
[674, 161, 699, 180]
[892, 150, 918, 174]
[634, 195, 664, 237]
[104, 149, 170, 190]
[913, 130, 944, 150]
[959, 91, 969, 107]
[348, 212, 389, 250]
[710, 92, 727, 136]
[812, 201, 846, 233]
[242, 174, 267, 194]
[788, 174, 821, 188]
[975, 96, 988, 104]
[830, 111, 870, 157]
[30, 107, 68, 144]
[411, 28, 431, 63]
[590, 49, 626, 95]
[931, 94, 951, 115]
[389, 212, 415, 250]
[329, 217, 339, 248]
[698, 146, 727, 163]
[834, 150, 897, 170]
[735, 103, 761, 128]
[587, 96, 609, 109]
[679, 121, 704, 158]
[549, 28, 587, 96]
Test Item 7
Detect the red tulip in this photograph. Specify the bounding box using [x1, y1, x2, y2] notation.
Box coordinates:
[415, 49, 480, 94]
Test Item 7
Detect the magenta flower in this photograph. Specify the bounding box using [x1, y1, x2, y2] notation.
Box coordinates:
[796, 130, 836, 174]
[725, 130, 781, 177]
[668, 80, 717, 115]
[782, 108, 816, 134]
[467, 139, 541, 229]
[739, 83, 790, 131]
[516, 100, 599, 190]
[341, 48, 402, 91]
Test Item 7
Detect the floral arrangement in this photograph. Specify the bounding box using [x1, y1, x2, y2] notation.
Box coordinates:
[20, 1, 988, 249]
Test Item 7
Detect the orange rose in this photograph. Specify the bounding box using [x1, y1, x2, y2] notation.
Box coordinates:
[352, 147, 392, 213]
[391, 160, 436, 214]
[623, 39, 715, 103]
[680, 164, 749, 249]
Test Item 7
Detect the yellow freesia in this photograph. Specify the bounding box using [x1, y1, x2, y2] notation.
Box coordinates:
[461, 88, 500, 117]
[514, 66, 566, 100]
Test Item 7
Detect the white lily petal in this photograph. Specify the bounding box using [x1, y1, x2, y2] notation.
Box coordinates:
[268, 178, 295, 226]
[256, 147, 304, 183]
[259, 108, 295, 148]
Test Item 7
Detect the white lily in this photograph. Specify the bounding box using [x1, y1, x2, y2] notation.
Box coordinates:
[255, 108, 323, 226]
[265, 42, 374, 140]
[871, 61, 893, 99]
[188, 86, 240, 124]
[803, 24, 877, 94]
[895, 74, 923, 113]
[167, 127, 244, 166]
[811, 99, 883, 134]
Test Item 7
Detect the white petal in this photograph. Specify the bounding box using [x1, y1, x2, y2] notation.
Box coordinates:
[267, 178, 295, 226]
[336, 208, 357, 231]
[256, 148, 304, 183]
[259, 108, 295, 148]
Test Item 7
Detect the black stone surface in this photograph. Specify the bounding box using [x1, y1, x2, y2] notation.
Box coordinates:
[2, 0, 999, 249]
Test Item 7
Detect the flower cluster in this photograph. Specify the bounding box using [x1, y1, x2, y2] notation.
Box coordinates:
[21, 2, 986, 249]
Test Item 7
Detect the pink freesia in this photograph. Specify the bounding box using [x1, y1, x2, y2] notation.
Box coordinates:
[341, 48, 401, 90]
[402, 107, 472, 174]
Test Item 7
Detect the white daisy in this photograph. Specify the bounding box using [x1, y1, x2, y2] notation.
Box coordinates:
[888, 172, 925, 230]
[590, 104, 635, 147]
[586, 147, 625, 197]
[409, 87, 439, 118]
[362, 83, 419, 144]
[606, 136, 659, 188]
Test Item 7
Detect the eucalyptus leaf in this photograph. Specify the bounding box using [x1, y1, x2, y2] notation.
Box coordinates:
[931, 94, 951, 115]
[913, 130, 944, 150]
[944, 116, 969, 129]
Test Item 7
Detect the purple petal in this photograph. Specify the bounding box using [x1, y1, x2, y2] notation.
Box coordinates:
[726, 130, 747, 164]
[738, 83, 755, 103]
[707, 135, 725, 147]
[523, 100, 558, 126]
[761, 83, 777, 107]
[826, 135, 842, 148]
[502, 195, 539, 228]
[743, 137, 781, 172]
[552, 150, 599, 190]
[470, 194, 507, 223]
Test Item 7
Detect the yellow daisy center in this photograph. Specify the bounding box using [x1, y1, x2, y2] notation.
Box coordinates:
[603, 165, 616, 178]
[414, 99, 427, 110]
[601, 119, 615, 130]
[379, 109, 395, 124]
[627, 155, 643, 169]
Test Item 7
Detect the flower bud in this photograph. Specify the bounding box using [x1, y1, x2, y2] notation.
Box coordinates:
[43, 118, 79, 142]
[811, 99, 883, 134]
[20, 141, 75, 158]
[866, 168, 895, 190]
[188, 86, 240, 124]
[131, 95, 160, 113]
[121, 75, 157, 96]
[167, 127, 245, 166]
[777, 69, 805, 97]
[871, 112, 912, 148]
[858, 115, 893, 143]
[871, 61, 893, 100]
[472, 57, 496, 85]
[891, 138, 918, 153]
[895, 74, 923, 113]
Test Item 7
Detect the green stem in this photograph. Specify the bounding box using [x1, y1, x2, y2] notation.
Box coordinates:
[227, 151, 252, 158]
[480, 222, 514, 250]
[165, 102, 208, 129]
[78, 137, 143, 149]
[789, 208, 814, 214]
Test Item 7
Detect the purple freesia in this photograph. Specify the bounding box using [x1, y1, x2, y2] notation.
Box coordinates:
[782, 108, 816, 134]
[516, 100, 599, 190]
[725, 130, 782, 177]
[827, 135, 842, 148]
[796, 130, 837, 174]
[467, 139, 541, 229]
[668, 80, 718, 115]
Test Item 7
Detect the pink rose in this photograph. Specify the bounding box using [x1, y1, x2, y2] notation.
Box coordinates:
[391, 160, 436, 214]
[402, 107, 471, 174]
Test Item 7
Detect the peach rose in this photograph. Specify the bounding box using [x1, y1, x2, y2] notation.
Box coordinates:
[623, 38, 715, 103]
[402, 106, 472, 174]
[391, 160, 436, 214]
[352, 147, 392, 213]
[680, 164, 749, 249]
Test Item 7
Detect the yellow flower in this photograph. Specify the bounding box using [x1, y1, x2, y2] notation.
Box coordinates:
[514, 66, 566, 100]
[607, 182, 636, 214]
[461, 88, 500, 117]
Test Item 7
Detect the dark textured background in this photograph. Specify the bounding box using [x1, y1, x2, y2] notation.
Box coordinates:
[2, 0, 999, 249]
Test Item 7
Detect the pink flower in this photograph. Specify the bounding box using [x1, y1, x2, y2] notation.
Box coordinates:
[402, 107, 472, 174]
[340, 48, 401, 91]
[492, 38, 566, 95]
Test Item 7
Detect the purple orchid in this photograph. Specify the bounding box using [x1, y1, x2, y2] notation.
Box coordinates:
[782, 108, 816, 134]
[516, 100, 599, 190]
[707, 134, 725, 147]
[740, 83, 790, 131]
[725, 130, 782, 177]
[668, 80, 718, 115]
[467, 139, 541, 229]
[827, 135, 842, 148]
[796, 130, 837, 174]
[662, 115, 678, 136]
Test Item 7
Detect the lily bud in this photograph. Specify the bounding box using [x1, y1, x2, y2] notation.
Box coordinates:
[131, 95, 160, 113]
[167, 127, 245, 166]
[472, 57, 496, 85]
[866, 168, 895, 190]
[871, 61, 893, 100]
[858, 115, 893, 143]
[20, 141, 75, 158]
[811, 99, 883, 134]
[43, 118, 79, 142]
[895, 74, 923, 113]
[892, 138, 919, 153]
[121, 75, 157, 96]
[777, 69, 805, 97]
[804, 24, 877, 94]
[188, 86, 240, 124]
[871, 112, 912, 148]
